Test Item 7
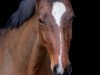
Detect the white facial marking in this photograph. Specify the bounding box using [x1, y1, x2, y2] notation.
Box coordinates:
[52, 2, 66, 26]
[52, 2, 66, 74]
[57, 33, 64, 75]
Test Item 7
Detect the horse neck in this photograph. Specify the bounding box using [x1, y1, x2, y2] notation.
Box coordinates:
[0, 16, 47, 75]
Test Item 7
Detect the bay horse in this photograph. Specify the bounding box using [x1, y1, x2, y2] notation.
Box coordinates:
[0, 0, 74, 75]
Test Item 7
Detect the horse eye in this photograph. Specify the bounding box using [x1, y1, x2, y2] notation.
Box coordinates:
[39, 18, 45, 25]
[39, 19, 43, 23]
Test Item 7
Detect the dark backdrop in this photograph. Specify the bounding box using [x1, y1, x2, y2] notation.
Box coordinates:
[70, 0, 80, 75]
[0, 0, 80, 75]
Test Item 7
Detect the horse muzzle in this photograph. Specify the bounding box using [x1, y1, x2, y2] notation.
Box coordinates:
[53, 63, 72, 75]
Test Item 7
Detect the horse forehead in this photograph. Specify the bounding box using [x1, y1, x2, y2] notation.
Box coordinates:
[51, 2, 66, 26]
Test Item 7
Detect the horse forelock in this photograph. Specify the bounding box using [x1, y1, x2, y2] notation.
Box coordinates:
[7, 0, 36, 28]
[6, 0, 67, 29]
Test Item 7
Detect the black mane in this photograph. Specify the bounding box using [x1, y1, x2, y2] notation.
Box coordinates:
[7, 0, 36, 28]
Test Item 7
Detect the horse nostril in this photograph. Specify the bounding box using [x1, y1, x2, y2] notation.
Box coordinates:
[53, 64, 58, 74]
[53, 64, 72, 75]
[53, 64, 64, 75]
[68, 64, 72, 75]
[64, 64, 72, 75]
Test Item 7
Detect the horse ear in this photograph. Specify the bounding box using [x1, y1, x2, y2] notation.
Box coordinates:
[36, 0, 41, 7]
[34, 0, 43, 14]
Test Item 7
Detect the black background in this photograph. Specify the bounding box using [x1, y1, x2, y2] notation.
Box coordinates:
[70, 0, 80, 75]
[0, 0, 80, 75]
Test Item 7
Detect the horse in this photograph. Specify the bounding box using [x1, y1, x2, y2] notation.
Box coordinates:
[0, 0, 74, 75]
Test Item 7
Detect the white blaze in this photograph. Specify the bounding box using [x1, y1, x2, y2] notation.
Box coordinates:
[57, 33, 64, 74]
[52, 2, 66, 74]
[52, 2, 66, 26]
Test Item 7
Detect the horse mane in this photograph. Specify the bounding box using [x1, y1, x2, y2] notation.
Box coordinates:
[7, 0, 36, 28]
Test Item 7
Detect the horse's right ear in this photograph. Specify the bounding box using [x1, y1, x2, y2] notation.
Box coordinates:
[35, 0, 43, 14]
[36, 0, 41, 7]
